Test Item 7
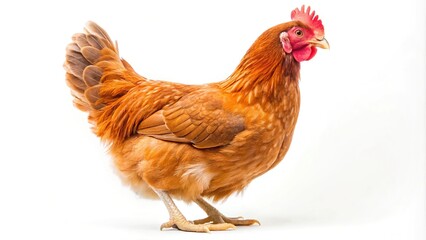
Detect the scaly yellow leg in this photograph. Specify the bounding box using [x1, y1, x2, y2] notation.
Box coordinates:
[152, 189, 236, 232]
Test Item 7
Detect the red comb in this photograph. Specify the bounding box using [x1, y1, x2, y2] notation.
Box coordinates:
[291, 5, 324, 37]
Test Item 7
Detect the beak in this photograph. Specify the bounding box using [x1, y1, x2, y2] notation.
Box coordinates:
[309, 38, 330, 49]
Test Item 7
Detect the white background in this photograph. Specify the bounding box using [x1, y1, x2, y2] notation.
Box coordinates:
[0, 0, 424, 239]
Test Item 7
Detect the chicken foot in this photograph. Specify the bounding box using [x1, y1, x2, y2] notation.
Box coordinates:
[193, 198, 260, 226]
[153, 189, 235, 232]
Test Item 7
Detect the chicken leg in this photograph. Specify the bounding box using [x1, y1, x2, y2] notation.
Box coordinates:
[153, 188, 236, 232]
[193, 198, 260, 226]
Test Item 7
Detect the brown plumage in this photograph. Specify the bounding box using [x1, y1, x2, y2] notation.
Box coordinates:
[64, 5, 328, 232]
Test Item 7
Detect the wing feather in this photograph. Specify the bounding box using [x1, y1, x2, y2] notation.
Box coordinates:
[137, 89, 245, 149]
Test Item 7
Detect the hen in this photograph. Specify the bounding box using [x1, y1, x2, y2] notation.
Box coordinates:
[64, 5, 328, 232]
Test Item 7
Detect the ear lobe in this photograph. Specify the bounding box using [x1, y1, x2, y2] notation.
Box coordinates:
[280, 32, 292, 54]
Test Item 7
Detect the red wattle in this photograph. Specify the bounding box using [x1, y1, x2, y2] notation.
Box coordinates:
[306, 46, 317, 60]
[293, 46, 317, 62]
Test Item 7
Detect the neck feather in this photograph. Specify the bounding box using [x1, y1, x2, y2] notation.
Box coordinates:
[219, 39, 300, 105]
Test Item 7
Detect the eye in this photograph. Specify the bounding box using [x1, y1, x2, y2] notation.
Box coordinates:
[295, 29, 304, 37]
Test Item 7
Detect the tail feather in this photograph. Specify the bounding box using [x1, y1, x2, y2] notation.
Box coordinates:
[81, 47, 102, 65]
[84, 22, 115, 49]
[64, 21, 137, 120]
[64, 21, 193, 143]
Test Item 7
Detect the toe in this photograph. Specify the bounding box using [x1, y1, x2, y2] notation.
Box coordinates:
[222, 216, 261, 226]
[178, 222, 211, 233]
[207, 223, 236, 231]
[193, 216, 213, 224]
[160, 221, 178, 230]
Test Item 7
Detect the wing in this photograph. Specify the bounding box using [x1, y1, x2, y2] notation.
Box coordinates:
[137, 89, 245, 149]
